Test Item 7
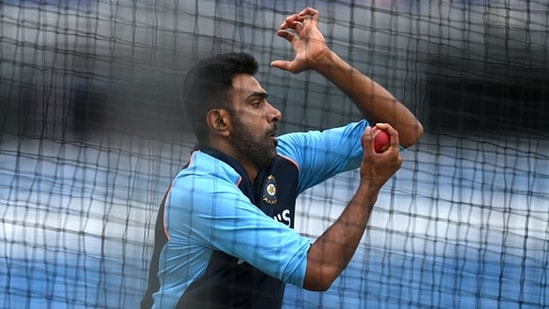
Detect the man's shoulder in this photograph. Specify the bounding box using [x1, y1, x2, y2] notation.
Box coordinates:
[175, 151, 242, 185]
[277, 120, 368, 153]
[278, 120, 368, 140]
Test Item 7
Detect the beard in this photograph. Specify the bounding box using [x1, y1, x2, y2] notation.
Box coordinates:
[229, 117, 278, 169]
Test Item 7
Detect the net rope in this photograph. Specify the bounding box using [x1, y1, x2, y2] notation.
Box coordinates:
[1, 1, 548, 308]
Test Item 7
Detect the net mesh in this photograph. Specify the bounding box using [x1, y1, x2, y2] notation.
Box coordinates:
[1, 0, 548, 308]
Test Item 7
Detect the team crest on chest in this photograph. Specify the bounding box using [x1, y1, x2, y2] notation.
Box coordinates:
[262, 175, 277, 205]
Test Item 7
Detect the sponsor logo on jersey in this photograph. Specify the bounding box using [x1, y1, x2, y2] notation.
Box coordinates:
[273, 209, 292, 227]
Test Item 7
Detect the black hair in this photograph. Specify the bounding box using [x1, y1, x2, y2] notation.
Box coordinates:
[182, 52, 258, 143]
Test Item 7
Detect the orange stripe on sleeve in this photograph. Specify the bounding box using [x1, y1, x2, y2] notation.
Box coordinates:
[162, 183, 173, 240]
[163, 151, 196, 240]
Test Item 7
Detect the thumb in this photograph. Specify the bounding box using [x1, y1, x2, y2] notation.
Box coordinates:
[270, 60, 292, 71]
[361, 126, 375, 153]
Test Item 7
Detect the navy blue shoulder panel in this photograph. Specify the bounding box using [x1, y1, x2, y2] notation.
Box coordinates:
[141, 189, 174, 309]
[142, 146, 301, 309]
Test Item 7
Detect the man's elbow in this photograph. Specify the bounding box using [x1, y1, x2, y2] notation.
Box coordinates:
[411, 121, 424, 144]
[303, 277, 334, 292]
[302, 268, 340, 291]
[401, 121, 424, 148]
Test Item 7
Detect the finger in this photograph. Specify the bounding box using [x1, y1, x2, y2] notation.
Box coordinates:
[276, 30, 297, 43]
[373, 123, 392, 135]
[270, 60, 292, 71]
[375, 123, 400, 149]
[299, 7, 320, 24]
[281, 21, 305, 33]
[293, 21, 303, 34]
[361, 126, 375, 154]
[389, 128, 400, 149]
[280, 13, 304, 29]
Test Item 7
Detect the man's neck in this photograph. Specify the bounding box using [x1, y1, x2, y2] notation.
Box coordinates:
[198, 143, 259, 183]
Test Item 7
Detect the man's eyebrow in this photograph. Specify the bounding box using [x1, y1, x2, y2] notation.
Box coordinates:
[246, 91, 269, 100]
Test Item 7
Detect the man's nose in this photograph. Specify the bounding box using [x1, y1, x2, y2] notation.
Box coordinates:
[268, 102, 282, 122]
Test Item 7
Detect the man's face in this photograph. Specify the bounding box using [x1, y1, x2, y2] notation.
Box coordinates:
[228, 73, 282, 168]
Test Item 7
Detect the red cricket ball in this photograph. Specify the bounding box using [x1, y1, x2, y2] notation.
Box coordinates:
[373, 129, 390, 153]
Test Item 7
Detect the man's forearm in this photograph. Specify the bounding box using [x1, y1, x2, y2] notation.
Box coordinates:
[303, 182, 378, 291]
[313, 50, 423, 147]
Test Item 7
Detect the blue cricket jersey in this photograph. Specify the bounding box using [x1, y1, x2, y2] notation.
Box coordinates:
[142, 120, 369, 309]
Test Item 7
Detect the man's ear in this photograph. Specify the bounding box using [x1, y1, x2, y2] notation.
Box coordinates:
[206, 108, 231, 137]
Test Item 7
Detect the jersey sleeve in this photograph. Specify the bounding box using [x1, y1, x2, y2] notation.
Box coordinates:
[276, 120, 369, 194]
[165, 172, 311, 288]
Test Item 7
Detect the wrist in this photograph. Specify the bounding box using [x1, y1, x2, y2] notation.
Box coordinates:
[355, 180, 380, 207]
[311, 49, 340, 73]
[312, 50, 354, 82]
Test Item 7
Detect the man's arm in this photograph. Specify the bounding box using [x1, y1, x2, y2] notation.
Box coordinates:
[313, 52, 423, 148]
[304, 124, 402, 290]
[271, 7, 423, 148]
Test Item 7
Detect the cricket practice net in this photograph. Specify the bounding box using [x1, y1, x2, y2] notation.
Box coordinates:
[1, 0, 548, 308]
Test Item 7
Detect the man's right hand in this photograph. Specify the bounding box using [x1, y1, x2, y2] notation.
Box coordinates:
[359, 124, 402, 194]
